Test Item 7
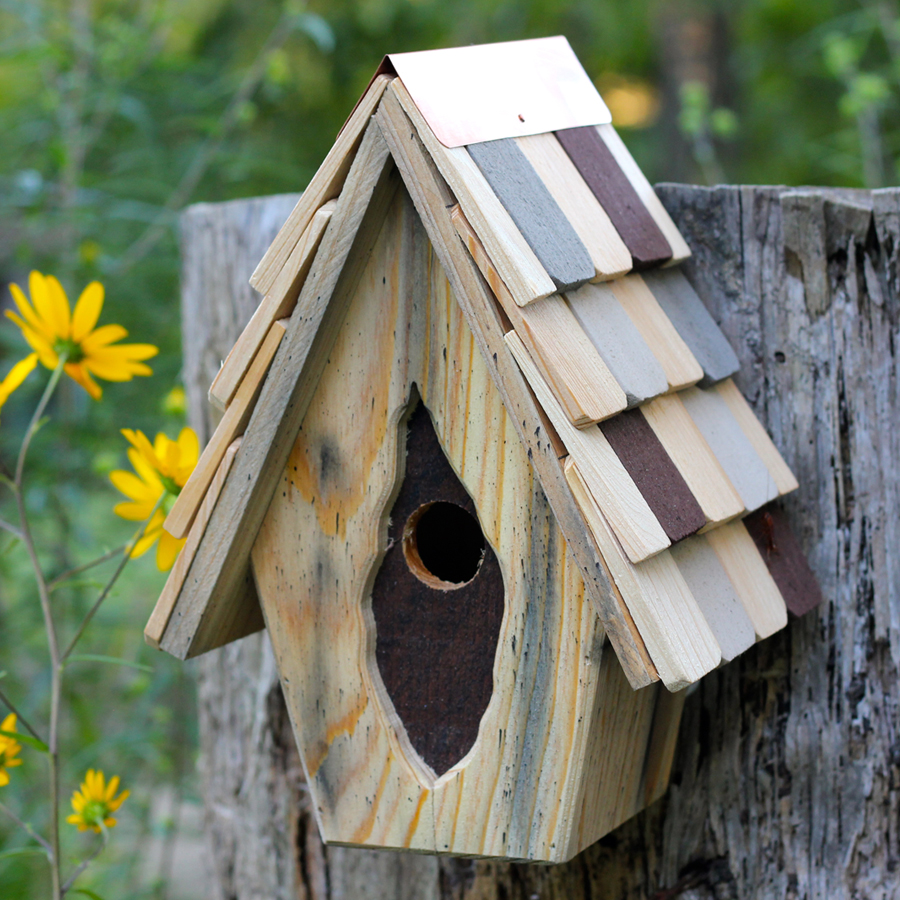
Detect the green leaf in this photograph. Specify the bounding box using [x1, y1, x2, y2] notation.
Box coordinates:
[72, 890, 106, 900]
[0, 846, 48, 862]
[65, 655, 153, 673]
[0, 729, 48, 753]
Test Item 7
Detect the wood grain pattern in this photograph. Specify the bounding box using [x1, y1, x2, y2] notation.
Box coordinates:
[641, 268, 739, 385]
[669, 535, 756, 662]
[159, 122, 399, 658]
[680, 385, 779, 513]
[375, 86, 658, 688]
[506, 331, 670, 564]
[467, 138, 594, 292]
[451, 206, 626, 426]
[370, 401, 505, 777]
[599, 409, 705, 544]
[145, 438, 244, 649]
[640, 392, 745, 529]
[515, 132, 631, 282]
[189, 182, 895, 899]
[555, 125, 672, 269]
[713, 378, 799, 496]
[704, 518, 787, 640]
[596, 123, 691, 265]
[609, 273, 703, 391]
[165, 318, 288, 540]
[743, 505, 823, 617]
[566, 647, 663, 855]
[251, 187, 668, 861]
[640, 686, 687, 806]
[566, 281, 669, 407]
[209, 201, 335, 410]
[564, 459, 721, 690]
[391, 78, 557, 307]
[248, 74, 392, 295]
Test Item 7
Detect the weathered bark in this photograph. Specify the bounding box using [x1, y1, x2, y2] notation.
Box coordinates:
[180, 184, 900, 899]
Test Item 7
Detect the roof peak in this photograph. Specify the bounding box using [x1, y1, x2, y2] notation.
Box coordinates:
[375, 36, 611, 148]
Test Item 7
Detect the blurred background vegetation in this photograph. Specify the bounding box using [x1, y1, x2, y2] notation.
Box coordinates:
[0, 0, 897, 895]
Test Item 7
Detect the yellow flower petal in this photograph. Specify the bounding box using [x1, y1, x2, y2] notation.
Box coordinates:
[125, 362, 154, 377]
[91, 342, 158, 362]
[0, 354, 38, 411]
[64, 363, 102, 400]
[5, 312, 59, 368]
[28, 272, 63, 339]
[130, 528, 160, 559]
[79, 324, 128, 353]
[156, 529, 185, 572]
[82, 356, 135, 382]
[122, 429, 161, 468]
[108, 791, 129, 812]
[44, 275, 72, 339]
[113, 500, 156, 521]
[163, 439, 180, 476]
[177, 427, 200, 468]
[9, 283, 53, 343]
[126, 448, 160, 486]
[1, 713, 16, 732]
[105, 775, 120, 801]
[71, 281, 104, 342]
[110, 469, 161, 502]
[153, 432, 169, 459]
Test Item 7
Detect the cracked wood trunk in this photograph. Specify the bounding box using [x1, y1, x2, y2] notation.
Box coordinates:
[180, 185, 900, 899]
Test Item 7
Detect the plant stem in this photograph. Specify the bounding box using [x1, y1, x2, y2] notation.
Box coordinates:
[48, 543, 129, 591]
[60, 497, 165, 662]
[0, 801, 53, 854]
[12, 358, 67, 900]
[0, 518, 25, 541]
[15, 358, 66, 487]
[0, 687, 44, 743]
[60, 829, 107, 895]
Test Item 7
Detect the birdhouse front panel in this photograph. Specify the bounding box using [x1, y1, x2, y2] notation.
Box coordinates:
[147, 36, 822, 865]
[251, 185, 672, 861]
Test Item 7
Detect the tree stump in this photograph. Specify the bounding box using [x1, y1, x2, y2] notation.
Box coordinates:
[179, 184, 900, 899]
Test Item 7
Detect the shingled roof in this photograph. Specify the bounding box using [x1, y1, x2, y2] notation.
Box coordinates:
[147, 38, 821, 691]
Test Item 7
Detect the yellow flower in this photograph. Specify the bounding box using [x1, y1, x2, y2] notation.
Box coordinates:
[5, 271, 158, 400]
[110, 427, 199, 571]
[0, 713, 23, 786]
[66, 769, 129, 833]
[0, 354, 38, 419]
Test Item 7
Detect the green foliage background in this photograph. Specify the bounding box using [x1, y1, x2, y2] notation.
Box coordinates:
[0, 0, 897, 895]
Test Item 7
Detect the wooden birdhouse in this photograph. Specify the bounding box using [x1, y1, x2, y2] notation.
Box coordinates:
[146, 38, 822, 864]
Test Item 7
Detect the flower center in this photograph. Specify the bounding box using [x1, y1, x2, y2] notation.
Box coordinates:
[159, 475, 180, 497]
[53, 337, 84, 364]
[82, 799, 109, 825]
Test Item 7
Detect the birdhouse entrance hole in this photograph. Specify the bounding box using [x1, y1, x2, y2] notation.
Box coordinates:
[371, 398, 505, 777]
[402, 501, 486, 589]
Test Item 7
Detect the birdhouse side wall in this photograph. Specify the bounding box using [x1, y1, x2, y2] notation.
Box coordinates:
[251, 186, 675, 862]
